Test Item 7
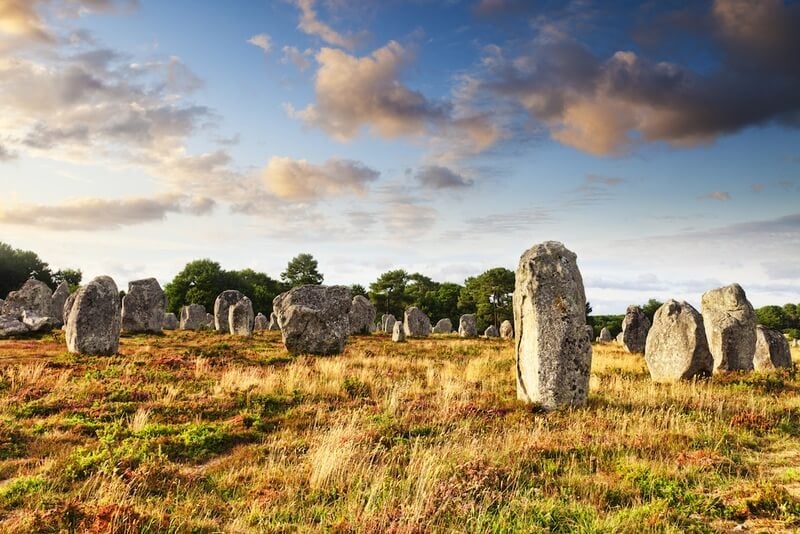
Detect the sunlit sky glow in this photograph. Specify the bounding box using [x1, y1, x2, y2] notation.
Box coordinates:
[1, 0, 799, 313]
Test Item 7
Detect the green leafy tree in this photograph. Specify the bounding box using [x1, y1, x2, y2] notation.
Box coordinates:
[755, 305, 787, 331]
[350, 284, 368, 298]
[430, 282, 463, 325]
[53, 268, 82, 292]
[368, 269, 411, 318]
[164, 259, 228, 313]
[459, 267, 515, 331]
[281, 253, 323, 287]
[585, 301, 594, 327]
[0, 242, 53, 297]
[641, 299, 664, 322]
[228, 268, 283, 315]
[590, 315, 625, 338]
[406, 273, 439, 318]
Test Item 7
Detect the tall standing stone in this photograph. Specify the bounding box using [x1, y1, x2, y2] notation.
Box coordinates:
[392, 321, 405, 342]
[63, 293, 77, 330]
[459, 314, 477, 338]
[485, 325, 499, 337]
[51, 282, 70, 327]
[432, 318, 453, 334]
[382, 314, 396, 333]
[228, 297, 254, 337]
[121, 278, 165, 333]
[65, 276, 121, 356]
[180, 304, 206, 330]
[214, 290, 245, 333]
[163, 313, 178, 330]
[273, 285, 351, 355]
[599, 327, 613, 343]
[268, 312, 280, 330]
[514, 241, 592, 409]
[621, 305, 651, 353]
[500, 320, 513, 339]
[701, 283, 756, 372]
[254, 313, 269, 331]
[348, 295, 376, 335]
[644, 300, 713, 382]
[753, 325, 792, 371]
[403, 307, 431, 337]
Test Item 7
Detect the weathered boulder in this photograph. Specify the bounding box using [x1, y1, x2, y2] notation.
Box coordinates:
[254, 313, 269, 331]
[459, 314, 477, 338]
[180, 304, 206, 330]
[22, 310, 51, 332]
[599, 327, 613, 343]
[121, 278, 165, 333]
[3, 279, 53, 320]
[392, 321, 405, 342]
[0, 315, 29, 337]
[268, 312, 280, 330]
[51, 282, 70, 327]
[382, 314, 396, 333]
[500, 320, 513, 339]
[485, 325, 499, 337]
[754, 325, 792, 371]
[163, 313, 178, 330]
[228, 297, 254, 337]
[644, 300, 713, 382]
[65, 276, 121, 355]
[621, 305, 651, 353]
[214, 290, 245, 333]
[433, 318, 453, 334]
[349, 295, 376, 335]
[273, 285, 351, 355]
[403, 307, 430, 337]
[701, 283, 756, 372]
[514, 241, 592, 409]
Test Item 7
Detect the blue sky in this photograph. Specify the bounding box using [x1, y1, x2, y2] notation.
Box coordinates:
[0, 0, 798, 313]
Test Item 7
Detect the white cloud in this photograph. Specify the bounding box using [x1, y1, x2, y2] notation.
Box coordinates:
[294, 0, 365, 50]
[247, 33, 272, 53]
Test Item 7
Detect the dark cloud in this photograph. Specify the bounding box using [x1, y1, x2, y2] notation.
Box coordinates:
[481, 0, 800, 155]
[415, 165, 474, 189]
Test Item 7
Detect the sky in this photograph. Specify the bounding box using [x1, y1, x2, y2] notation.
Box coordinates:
[0, 0, 798, 313]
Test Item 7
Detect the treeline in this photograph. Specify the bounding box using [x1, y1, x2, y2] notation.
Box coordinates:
[3, 242, 799, 337]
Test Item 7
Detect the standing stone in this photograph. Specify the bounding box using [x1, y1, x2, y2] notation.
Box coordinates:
[432, 318, 453, 334]
[205, 313, 214, 329]
[65, 276, 121, 356]
[753, 325, 793, 371]
[254, 313, 269, 331]
[615, 331, 623, 344]
[229, 297, 254, 337]
[268, 312, 280, 330]
[273, 285, 351, 355]
[163, 313, 178, 330]
[180, 304, 206, 330]
[349, 295, 376, 335]
[599, 327, 613, 343]
[644, 300, 713, 382]
[121, 278, 165, 333]
[403, 307, 431, 337]
[63, 293, 77, 330]
[514, 241, 592, 409]
[500, 320, 513, 339]
[3, 279, 53, 320]
[382, 314, 396, 333]
[485, 325, 499, 337]
[701, 283, 756, 372]
[214, 290, 245, 333]
[392, 321, 406, 342]
[51, 282, 70, 327]
[621, 305, 651, 353]
[459, 314, 477, 338]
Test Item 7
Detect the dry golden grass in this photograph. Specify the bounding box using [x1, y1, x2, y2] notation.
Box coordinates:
[0, 330, 797, 533]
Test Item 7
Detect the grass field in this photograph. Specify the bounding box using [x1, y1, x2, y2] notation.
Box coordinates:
[0, 330, 798, 533]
